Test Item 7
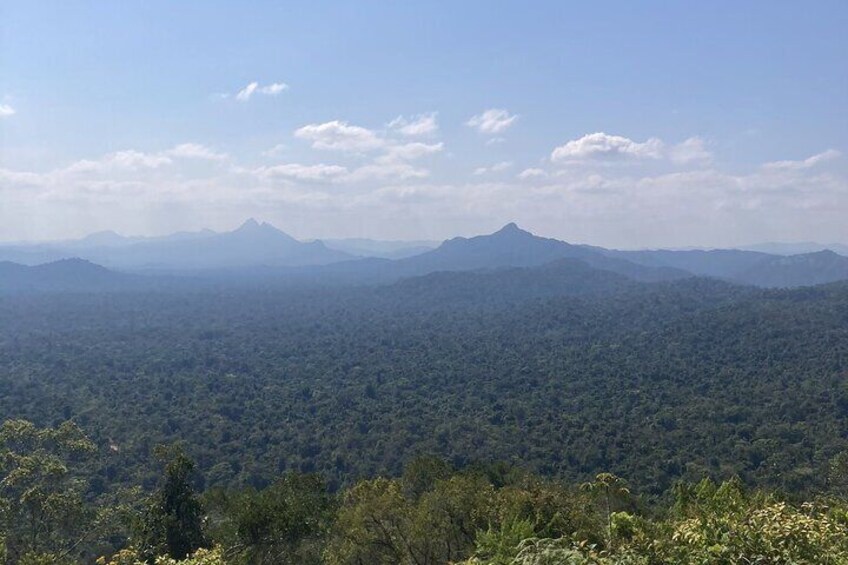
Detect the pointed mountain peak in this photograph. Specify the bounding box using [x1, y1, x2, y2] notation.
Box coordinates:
[237, 218, 262, 231]
[493, 222, 532, 237]
[230, 218, 298, 243]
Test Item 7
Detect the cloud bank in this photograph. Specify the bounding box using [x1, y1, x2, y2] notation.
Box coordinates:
[1, 113, 844, 247]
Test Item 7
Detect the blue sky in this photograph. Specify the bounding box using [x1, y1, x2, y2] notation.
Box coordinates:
[1, 1, 846, 247]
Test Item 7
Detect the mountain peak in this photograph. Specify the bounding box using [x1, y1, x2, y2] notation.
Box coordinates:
[227, 219, 303, 247]
[494, 222, 531, 237]
[233, 218, 289, 235]
[76, 230, 128, 246]
[238, 218, 262, 231]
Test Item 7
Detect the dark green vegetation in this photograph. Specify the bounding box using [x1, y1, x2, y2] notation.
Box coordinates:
[1, 263, 846, 497]
[3, 421, 848, 564]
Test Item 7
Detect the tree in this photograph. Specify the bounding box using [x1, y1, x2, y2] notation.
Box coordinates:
[401, 456, 452, 500]
[828, 451, 848, 497]
[0, 419, 101, 563]
[204, 472, 332, 564]
[324, 478, 410, 565]
[580, 473, 630, 550]
[136, 446, 208, 562]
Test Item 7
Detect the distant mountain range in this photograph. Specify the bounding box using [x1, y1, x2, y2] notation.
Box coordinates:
[740, 241, 848, 256]
[605, 247, 848, 287]
[2, 220, 847, 292]
[0, 219, 351, 270]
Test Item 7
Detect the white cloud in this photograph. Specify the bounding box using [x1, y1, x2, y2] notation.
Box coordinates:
[551, 132, 665, 163]
[257, 163, 349, 181]
[262, 144, 288, 158]
[0, 104, 15, 118]
[235, 81, 289, 101]
[377, 142, 444, 164]
[762, 149, 841, 171]
[236, 82, 259, 101]
[473, 161, 513, 175]
[65, 150, 173, 173]
[345, 163, 429, 183]
[291, 119, 442, 178]
[167, 143, 227, 161]
[551, 132, 716, 167]
[669, 137, 712, 165]
[517, 168, 547, 179]
[3, 129, 846, 247]
[466, 109, 518, 135]
[387, 113, 439, 136]
[294, 120, 385, 152]
[0, 168, 44, 186]
[259, 82, 288, 95]
[62, 143, 229, 174]
[486, 137, 506, 146]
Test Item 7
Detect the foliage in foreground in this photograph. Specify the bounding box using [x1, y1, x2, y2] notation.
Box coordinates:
[3, 420, 848, 564]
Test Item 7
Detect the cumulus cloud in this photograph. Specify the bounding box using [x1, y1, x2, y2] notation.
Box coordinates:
[551, 132, 665, 163]
[388, 113, 439, 136]
[235, 81, 289, 101]
[65, 150, 173, 173]
[345, 163, 429, 182]
[62, 143, 228, 174]
[762, 149, 840, 171]
[252, 155, 434, 185]
[0, 104, 15, 118]
[517, 168, 547, 179]
[377, 142, 444, 164]
[550, 132, 715, 166]
[167, 143, 228, 161]
[294, 120, 385, 152]
[669, 137, 712, 165]
[291, 118, 443, 180]
[473, 161, 513, 175]
[256, 163, 349, 181]
[466, 109, 518, 135]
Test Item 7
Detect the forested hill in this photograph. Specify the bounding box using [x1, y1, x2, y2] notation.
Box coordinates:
[0, 267, 845, 497]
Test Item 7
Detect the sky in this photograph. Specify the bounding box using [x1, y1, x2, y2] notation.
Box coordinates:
[1, 1, 846, 248]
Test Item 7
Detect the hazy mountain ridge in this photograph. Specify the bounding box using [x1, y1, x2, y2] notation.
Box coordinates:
[0, 219, 352, 270]
[740, 241, 848, 256]
[0, 258, 137, 292]
[607, 246, 848, 287]
[321, 238, 439, 259]
[381, 258, 640, 307]
[2, 220, 847, 291]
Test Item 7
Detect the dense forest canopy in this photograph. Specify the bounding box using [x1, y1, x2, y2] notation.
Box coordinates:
[1, 251, 847, 563]
[1, 267, 846, 496]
